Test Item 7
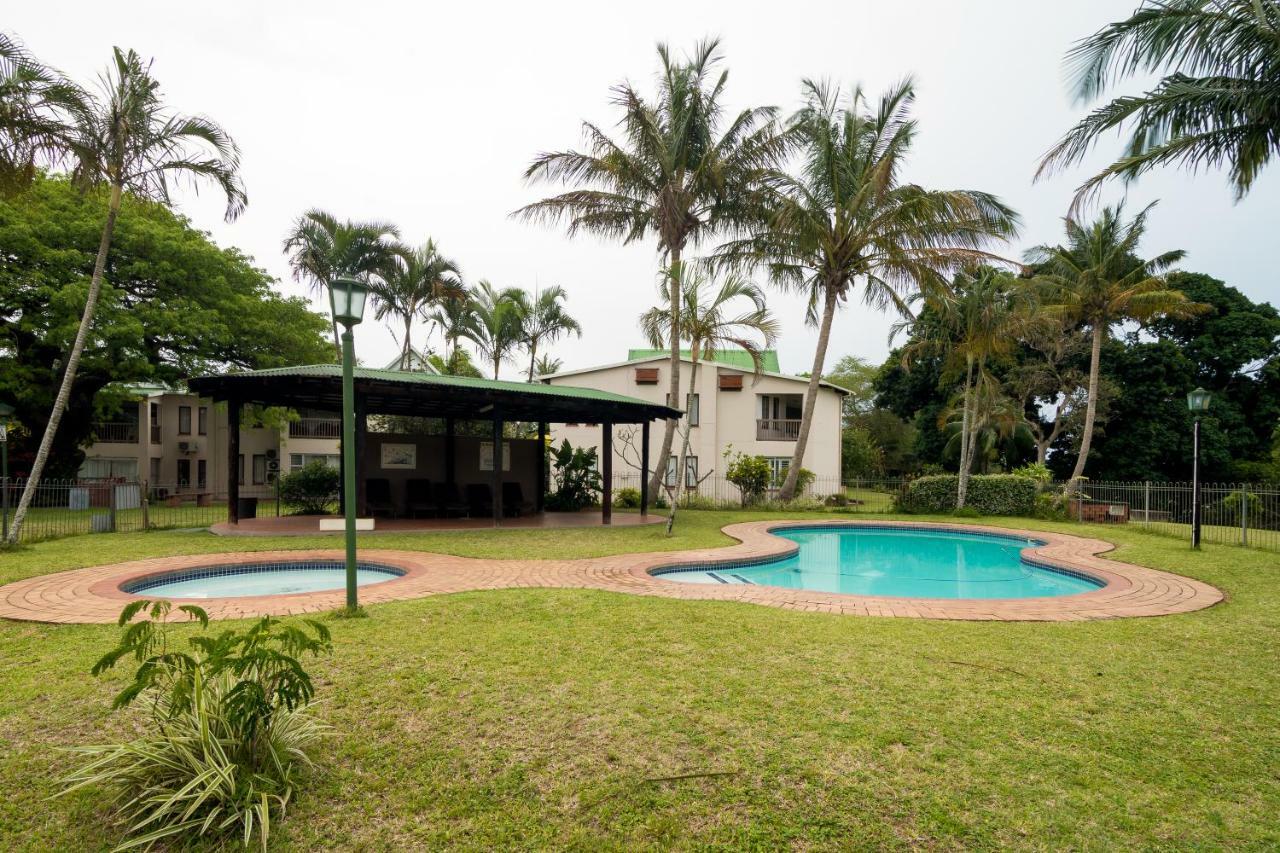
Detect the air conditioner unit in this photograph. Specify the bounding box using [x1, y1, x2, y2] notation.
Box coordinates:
[177, 441, 199, 454]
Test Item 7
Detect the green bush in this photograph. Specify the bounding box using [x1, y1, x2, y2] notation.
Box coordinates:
[724, 448, 772, 506]
[545, 440, 602, 511]
[1034, 491, 1069, 521]
[59, 601, 332, 850]
[613, 487, 641, 509]
[278, 460, 340, 515]
[794, 467, 816, 495]
[952, 505, 983, 518]
[896, 474, 1037, 516]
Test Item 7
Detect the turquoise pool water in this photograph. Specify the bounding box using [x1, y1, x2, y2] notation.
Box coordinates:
[656, 527, 1102, 599]
[123, 560, 405, 599]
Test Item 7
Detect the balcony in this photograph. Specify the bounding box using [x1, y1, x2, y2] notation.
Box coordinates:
[756, 418, 801, 441]
[289, 417, 342, 439]
[91, 422, 139, 444]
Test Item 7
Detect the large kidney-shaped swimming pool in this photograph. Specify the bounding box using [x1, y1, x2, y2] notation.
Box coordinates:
[655, 526, 1104, 599]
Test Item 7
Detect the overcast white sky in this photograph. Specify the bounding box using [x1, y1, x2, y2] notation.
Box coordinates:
[11, 0, 1279, 379]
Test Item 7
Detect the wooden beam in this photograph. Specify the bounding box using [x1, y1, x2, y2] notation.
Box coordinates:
[601, 421, 612, 525]
[640, 419, 649, 516]
[227, 399, 240, 525]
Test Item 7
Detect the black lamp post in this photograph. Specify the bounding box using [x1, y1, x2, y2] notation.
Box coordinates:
[328, 276, 369, 611]
[1187, 387, 1212, 549]
[0, 402, 12, 543]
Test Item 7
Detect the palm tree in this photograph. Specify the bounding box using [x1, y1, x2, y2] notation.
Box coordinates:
[372, 239, 462, 369]
[533, 353, 564, 377]
[516, 38, 786, 500]
[427, 290, 482, 364]
[898, 268, 1033, 506]
[640, 269, 778, 517]
[940, 388, 1036, 475]
[1026, 202, 1202, 485]
[6, 48, 245, 544]
[723, 79, 1021, 500]
[520, 285, 582, 382]
[1038, 0, 1280, 207]
[282, 209, 400, 353]
[471, 281, 526, 380]
[0, 32, 87, 194]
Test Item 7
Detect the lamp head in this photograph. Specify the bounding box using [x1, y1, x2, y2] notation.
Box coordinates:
[1186, 387, 1212, 414]
[328, 276, 369, 328]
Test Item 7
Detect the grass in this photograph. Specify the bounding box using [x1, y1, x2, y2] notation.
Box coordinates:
[1, 510, 1278, 849]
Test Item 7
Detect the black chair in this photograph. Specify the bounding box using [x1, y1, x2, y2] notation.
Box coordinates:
[465, 483, 494, 517]
[365, 478, 396, 518]
[433, 481, 469, 518]
[406, 478, 434, 518]
[502, 481, 534, 517]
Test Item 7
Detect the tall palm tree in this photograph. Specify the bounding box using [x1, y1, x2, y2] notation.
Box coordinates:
[372, 239, 462, 369]
[520, 285, 582, 382]
[516, 38, 786, 499]
[641, 269, 778, 514]
[6, 47, 245, 544]
[723, 79, 1020, 500]
[472, 281, 526, 380]
[1026, 202, 1202, 485]
[427, 290, 483, 364]
[533, 353, 564, 377]
[899, 268, 1034, 506]
[1038, 0, 1280, 207]
[0, 32, 87, 194]
[282, 209, 400, 353]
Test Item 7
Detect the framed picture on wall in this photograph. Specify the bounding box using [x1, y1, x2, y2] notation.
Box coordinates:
[479, 442, 511, 471]
[380, 443, 417, 469]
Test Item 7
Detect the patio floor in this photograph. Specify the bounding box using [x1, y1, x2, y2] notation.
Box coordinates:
[209, 511, 665, 537]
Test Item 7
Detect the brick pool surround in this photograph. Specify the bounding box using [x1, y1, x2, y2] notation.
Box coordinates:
[0, 519, 1223, 624]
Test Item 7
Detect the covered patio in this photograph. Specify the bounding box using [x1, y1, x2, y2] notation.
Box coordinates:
[188, 364, 678, 532]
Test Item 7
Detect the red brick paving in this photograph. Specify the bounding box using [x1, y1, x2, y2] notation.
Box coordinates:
[0, 520, 1223, 624]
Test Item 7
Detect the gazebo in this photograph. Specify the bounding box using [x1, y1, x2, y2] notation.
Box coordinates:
[187, 364, 679, 528]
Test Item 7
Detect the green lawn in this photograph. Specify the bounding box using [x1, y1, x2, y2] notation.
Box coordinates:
[1, 511, 1278, 849]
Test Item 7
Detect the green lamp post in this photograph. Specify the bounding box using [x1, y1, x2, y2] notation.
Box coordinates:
[328, 276, 369, 611]
[1186, 387, 1212, 549]
[0, 402, 12, 543]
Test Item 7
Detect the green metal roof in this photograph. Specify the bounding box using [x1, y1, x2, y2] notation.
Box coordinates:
[626, 348, 781, 373]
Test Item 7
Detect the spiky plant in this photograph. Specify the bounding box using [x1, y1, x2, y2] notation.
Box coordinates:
[471, 281, 526, 380]
[519, 285, 582, 382]
[372, 239, 462, 369]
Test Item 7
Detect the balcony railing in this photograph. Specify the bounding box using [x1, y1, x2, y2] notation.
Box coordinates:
[756, 418, 801, 441]
[289, 417, 342, 439]
[91, 422, 140, 444]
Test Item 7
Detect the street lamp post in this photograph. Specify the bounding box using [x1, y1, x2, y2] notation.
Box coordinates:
[0, 402, 12, 543]
[328, 276, 369, 611]
[1187, 387, 1212, 549]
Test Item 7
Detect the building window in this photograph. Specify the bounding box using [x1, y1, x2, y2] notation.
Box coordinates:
[252, 454, 267, 485]
[665, 455, 677, 487]
[197, 406, 208, 435]
[766, 456, 790, 486]
[178, 406, 192, 435]
[177, 458, 191, 488]
[77, 457, 138, 479]
[149, 457, 160, 485]
[686, 393, 699, 426]
[685, 456, 698, 488]
[289, 453, 340, 472]
[196, 459, 207, 489]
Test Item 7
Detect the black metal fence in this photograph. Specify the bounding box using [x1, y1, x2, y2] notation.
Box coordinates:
[607, 473, 907, 513]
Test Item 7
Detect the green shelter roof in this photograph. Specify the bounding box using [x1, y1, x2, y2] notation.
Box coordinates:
[626, 348, 781, 373]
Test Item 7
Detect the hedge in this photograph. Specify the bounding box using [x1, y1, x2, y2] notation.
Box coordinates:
[896, 474, 1037, 516]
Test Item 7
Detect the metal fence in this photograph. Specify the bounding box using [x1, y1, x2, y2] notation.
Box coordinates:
[0, 478, 283, 544]
[1066, 480, 1280, 552]
[607, 473, 907, 513]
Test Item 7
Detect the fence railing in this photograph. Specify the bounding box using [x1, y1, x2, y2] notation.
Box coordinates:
[607, 473, 905, 513]
[289, 418, 342, 439]
[755, 419, 801, 441]
[90, 422, 140, 444]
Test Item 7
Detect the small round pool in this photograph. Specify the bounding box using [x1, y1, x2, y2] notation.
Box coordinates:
[655, 526, 1104, 599]
[122, 560, 406, 599]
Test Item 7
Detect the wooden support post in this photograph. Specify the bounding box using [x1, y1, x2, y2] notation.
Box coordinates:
[491, 417, 503, 525]
[602, 421, 613, 525]
[640, 420, 650, 517]
[354, 393, 368, 516]
[227, 399, 240, 525]
[536, 421, 546, 513]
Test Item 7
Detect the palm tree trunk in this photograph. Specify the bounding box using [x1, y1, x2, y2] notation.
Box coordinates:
[668, 348, 700, 534]
[527, 338, 538, 383]
[1068, 324, 1104, 491]
[402, 315, 413, 369]
[647, 253, 682, 501]
[7, 183, 123, 544]
[957, 355, 975, 508]
[780, 284, 837, 501]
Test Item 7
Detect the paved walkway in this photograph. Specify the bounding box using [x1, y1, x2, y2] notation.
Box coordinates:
[0, 520, 1223, 624]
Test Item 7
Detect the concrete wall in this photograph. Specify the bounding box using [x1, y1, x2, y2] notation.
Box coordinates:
[359, 433, 541, 513]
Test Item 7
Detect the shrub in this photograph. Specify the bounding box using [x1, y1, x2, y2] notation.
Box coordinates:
[793, 467, 816, 495]
[1034, 491, 1069, 521]
[1011, 462, 1052, 487]
[278, 460, 340, 515]
[544, 440, 602, 511]
[824, 493, 850, 507]
[724, 448, 771, 506]
[896, 474, 1037, 516]
[59, 601, 332, 851]
[613, 487, 641, 509]
[952, 505, 983, 518]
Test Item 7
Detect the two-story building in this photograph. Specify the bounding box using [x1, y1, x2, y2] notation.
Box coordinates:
[542, 349, 847, 491]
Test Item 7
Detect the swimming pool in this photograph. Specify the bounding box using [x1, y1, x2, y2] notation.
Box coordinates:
[655, 526, 1104, 599]
[122, 560, 406, 599]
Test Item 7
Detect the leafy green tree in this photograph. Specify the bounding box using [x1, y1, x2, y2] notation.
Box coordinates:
[517, 38, 785, 500]
[1026, 202, 1202, 486]
[0, 174, 331, 478]
[1039, 0, 1280, 206]
[282, 209, 399, 352]
[471, 281, 526, 379]
[8, 48, 246, 544]
[725, 78, 1020, 500]
[372, 239, 461, 369]
[518, 285, 581, 382]
[0, 32, 85, 194]
[823, 355, 878, 422]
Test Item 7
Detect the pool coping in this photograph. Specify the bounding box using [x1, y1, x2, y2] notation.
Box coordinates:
[0, 519, 1224, 623]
